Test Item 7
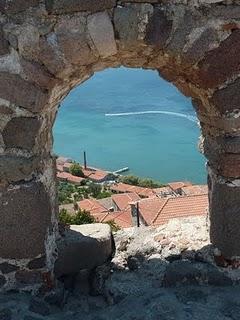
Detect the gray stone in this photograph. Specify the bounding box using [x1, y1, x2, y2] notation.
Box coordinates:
[183, 28, 218, 63]
[3, 117, 41, 151]
[127, 256, 140, 271]
[209, 176, 240, 257]
[197, 30, 240, 89]
[175, 288, 208, 304]
[0, 308, 12, 320]
[0, 156, 40, 184]
[0, 27, 9, 56]
[0, 0, 39, 13]
[44, 286, 65, 307]
[27, 256, 46, 270]
[163, 261, 202, 287]
[221, 301, 240, 320]
[29, 298, 50, 317]
[15, 270, 42, 285]
[0, 181, 52, 259]
[54, 224, 114, 277]
[145, 7, 172, 49]
[0, 74, 48, 113]
[87, 12, 117, 58]
[114, 5, 139, 43]
[45, 0, 116, 14]
[0, 262, 19, 274]
[56, 15, 97, 66]
[211, 78, 240, 115]
[0, 275, 6, 288]
[24, 316, 42, 320]
[166, 10, 198, 54]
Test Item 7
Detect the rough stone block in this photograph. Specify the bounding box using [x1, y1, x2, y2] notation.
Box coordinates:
[0, 27, 9, 56]
[163, 260, 232, 287]
[15, 270, 42, 285]
[0, 275, 6, 288]
[0, 73, 48, 113]
[145, 7, 172, 49]
[45, 0, 116, 14]
[209, 177, 240, 257]
[55, 224, 114, 277]
[183, 28, 218, 63]
[0, 0, 39, 13]
[2, 117, 41, 151]
[114, 5, 139, 43]
[0, 263, 19, 274]
[219, 154, 240, 178]
[166, 10, 197, 54]
[88, 12, 117, 58]
[211, 78, 240, 115]
[27, 256, 46, 270]
[0, 181, 52, 259]
[0, 308, 11, 320]
[56, 15, 97, 66]
[197, 30, 240, 89]
[0, 156, 39, 184]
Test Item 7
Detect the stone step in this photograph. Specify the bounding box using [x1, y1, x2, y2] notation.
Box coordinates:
[55, 223, 114, 278]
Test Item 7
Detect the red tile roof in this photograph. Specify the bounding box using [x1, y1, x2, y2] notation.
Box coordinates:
[57, 171, 85, 185]
[138, 197, 168, 225]
[77, 198, 109, 222]
[138, 194, 208, 226]
[82, 168, 109, 182]
[110, 183, 156, 198]
[112, 192, 141, 210]
[168, 181, 192, 192]
[102, 209, 133, 229]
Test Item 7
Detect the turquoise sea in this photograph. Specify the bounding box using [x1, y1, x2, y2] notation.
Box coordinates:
[53, 67, 206, 184]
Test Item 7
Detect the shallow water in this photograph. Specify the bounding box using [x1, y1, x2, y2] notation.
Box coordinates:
[53, 67, 206, 184]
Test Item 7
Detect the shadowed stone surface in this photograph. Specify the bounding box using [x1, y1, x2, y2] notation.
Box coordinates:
[0, 156, 40, 184]
[55, 224, 114, 277]
[0, 181, 52, 259]
[0, 263, 19, 274]
[209, 176, 240, 258]
[3, 117, 41, 151]
[198, 30, 240, 88]
[145, 7, 172, 48]
[211, 78, 240, 115]
[45, 0, 116, 14]
[0, 0, 240, 291]
[0, 74, 48, 113]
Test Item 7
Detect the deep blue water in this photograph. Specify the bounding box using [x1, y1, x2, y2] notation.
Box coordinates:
[53, 67, 206, 184]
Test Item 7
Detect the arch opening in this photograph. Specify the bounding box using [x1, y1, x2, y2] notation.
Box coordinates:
[0, 1, 240, 291]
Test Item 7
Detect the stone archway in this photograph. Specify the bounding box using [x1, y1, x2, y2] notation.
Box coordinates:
[0, 0, 240, 290]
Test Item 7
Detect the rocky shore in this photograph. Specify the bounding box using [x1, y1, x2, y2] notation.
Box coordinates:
[1, 216, 240, 320]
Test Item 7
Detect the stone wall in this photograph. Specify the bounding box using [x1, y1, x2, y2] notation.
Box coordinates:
[0, 0, 240, 290]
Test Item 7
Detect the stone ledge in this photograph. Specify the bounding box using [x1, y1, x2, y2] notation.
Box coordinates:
[54, 223, 114, 277]
[45, 0, 116, 14]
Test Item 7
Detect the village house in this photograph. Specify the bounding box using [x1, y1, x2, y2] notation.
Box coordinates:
[110, 182, 156, 198]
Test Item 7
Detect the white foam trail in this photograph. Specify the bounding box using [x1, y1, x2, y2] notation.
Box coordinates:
[105, 111, 197, 123]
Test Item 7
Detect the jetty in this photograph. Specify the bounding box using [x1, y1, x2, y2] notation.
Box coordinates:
[113, 167, 129, 174]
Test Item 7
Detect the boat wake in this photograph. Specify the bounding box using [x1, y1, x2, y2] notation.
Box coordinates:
[105, 111, 198, 123]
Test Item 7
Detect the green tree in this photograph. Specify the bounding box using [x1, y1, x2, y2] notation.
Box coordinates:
[59, 208, 73, 224]
[88, 182, 102, 198]
[72, 209, 96, 225]
[105, 220, 120, 232]
[119, 175, 164, 188]
[69, 163, 84, 177]
[120, 175, 140, 186]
